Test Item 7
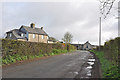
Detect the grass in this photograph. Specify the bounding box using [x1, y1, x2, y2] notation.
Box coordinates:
[2, 49, 75, 65]
[90, 50, 119, 78]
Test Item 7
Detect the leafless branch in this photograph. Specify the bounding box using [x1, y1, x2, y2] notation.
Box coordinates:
[99, 0, 116, 19]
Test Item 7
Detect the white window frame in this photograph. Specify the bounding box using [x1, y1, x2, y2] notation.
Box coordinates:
[33, 34, 36, 38]
[41, 35, 44, 39]
[21, 33, 24, 37]
[10, 33, 12, 37]
[47, 36, 48, 39]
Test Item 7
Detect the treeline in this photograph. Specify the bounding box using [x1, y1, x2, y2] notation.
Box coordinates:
[2, 39, 76, 65]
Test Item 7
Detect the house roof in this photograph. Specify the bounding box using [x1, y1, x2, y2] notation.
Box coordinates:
[6, 29, 18, 33]
[20, 26, 48, 36]
[84, 41, 91, 45]
[6, 29, 27, 39]
[48, 37, 57, 42]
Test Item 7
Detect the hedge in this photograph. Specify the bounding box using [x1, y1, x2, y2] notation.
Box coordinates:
[90, 37, 120, 78]
[103, 37, 120, 65]
[2, 39, 76, 65]
[95, 37, 120, 65]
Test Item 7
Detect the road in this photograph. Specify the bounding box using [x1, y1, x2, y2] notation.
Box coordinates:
[3, 51, 95, 78]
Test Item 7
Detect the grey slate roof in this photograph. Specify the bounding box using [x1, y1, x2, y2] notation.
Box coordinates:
[21, 26, 48, 36]
[6, 29, 18, 33]
[6, 29, 27, 39]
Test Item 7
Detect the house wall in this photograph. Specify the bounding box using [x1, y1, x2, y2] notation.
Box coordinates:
[6, 32, 17, 40]
[83, 43, 93, 50]
[28, 33, 38, 42]
[17, 39, 27, 41]
[48, 41, 54, 43]
[38, 35, 48, 43]
[28, 33, 48, 43]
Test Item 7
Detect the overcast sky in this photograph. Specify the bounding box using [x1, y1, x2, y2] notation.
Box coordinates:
[1, 0, 119, 45]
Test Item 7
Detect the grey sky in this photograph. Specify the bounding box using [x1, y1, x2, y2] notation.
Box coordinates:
[1, 0, 119, 45]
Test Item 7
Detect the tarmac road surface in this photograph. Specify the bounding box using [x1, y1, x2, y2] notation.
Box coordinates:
[3, 51, 94, 78]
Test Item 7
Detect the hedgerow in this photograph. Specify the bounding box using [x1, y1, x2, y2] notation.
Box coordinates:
[2, 39, 76, 65]
[91, 37, 120, 78]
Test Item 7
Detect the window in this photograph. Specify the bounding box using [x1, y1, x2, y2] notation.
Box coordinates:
[86, 44, 88, 48]
[47, 36, 48, 39]
[41, 35, 43, 39]
[21, 33, 24, 37]
[33, 34, 36, 38]
[10, 33, 12, 37]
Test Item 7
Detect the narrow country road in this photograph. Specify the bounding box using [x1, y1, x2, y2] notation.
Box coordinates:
[3, 51, 97, 78]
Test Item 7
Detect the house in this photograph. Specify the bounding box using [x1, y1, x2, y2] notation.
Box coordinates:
[72, 41, 97, 50]
[82, 41, 94, 50]
[6, 23, 49, 43]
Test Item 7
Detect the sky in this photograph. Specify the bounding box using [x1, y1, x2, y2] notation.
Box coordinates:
[1, 0, 119, 45]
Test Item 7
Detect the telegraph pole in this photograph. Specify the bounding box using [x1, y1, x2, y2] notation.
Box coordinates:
[99, 17, 101, 51]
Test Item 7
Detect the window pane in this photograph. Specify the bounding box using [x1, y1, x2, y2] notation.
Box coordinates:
[42, 35, 43, 39]
[10, 33, 12, 37]
[33, 34, 35, 38]
[21, 33, 24, 37]
[47, 36, 48, 39]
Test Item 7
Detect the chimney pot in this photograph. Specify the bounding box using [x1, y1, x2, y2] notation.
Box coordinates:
[31, 23, 35, 29]
[41, 27, 43, 30]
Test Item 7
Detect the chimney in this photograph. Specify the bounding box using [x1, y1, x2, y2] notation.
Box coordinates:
[30, 23, 35, 29]
[41, 27, 43, 30]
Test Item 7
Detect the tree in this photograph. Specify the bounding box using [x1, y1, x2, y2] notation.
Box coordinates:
[62, 32, 73, 44]
[99, 0, 116, 19]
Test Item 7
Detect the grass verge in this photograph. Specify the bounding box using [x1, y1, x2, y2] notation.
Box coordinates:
[90, 50, 119, 78]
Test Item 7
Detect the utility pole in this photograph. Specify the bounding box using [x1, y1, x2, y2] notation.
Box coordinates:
[99, 17, 101, 51]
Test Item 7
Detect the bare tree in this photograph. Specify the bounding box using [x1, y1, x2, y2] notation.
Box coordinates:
[99, 0, 116, 19]
[62, 32, 73, 44]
